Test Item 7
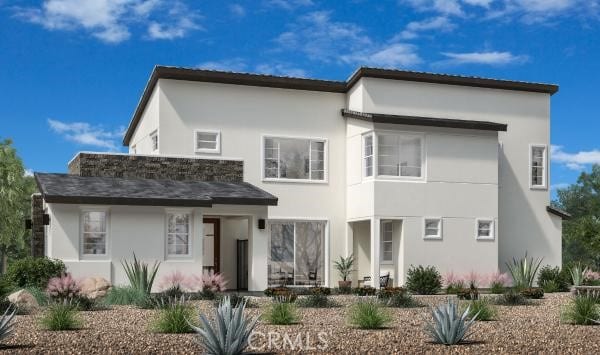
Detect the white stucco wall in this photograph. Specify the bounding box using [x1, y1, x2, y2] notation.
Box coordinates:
[129, 82, 160, 154]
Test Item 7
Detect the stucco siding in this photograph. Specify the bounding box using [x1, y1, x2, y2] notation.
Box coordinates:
[129, 83, 160, 154]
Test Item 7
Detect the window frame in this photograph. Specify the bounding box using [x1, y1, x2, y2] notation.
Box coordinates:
[150, 130, 158, 152]
[362, 133, 374, 178]
[165, 209, 193, 259]
[380, 220, 393, 264]
[423, 217, 442, 240]
[529, 144, 547, 190]
[194, 129, 221, 154]
[475, 218, 495, 241]
[79, 207, 110, 259]
[261, 135, 328, 184]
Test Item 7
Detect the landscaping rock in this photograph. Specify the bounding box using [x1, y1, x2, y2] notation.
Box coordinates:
[80, 277, 111, 299]
[8, 289, 39, 311]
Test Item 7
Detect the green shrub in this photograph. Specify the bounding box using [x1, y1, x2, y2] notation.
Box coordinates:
[152, 301, 194, 333]
[297, 293, 338, 308]
[406, 265, 442, 295]
[542, 280, 560, 293]
[308, 286, 331, 295]
[264, 287, 297, 302]
[40, 301, 82, 331]
[520, 287, 544, 299]
[103, 286, 147, 305]
[5, 257, 65, 289]
[377, 287, 405, 300]
[348, 300, 391, 329]
[0, 277, 14, 300]
[121, 253, 160, 295]
[506, 253, 543, 290]
[23, 286, 49, 306]
[561, 296, 600, 325]
[334, 286, 352, 295]
[384, 292, 421, 308]
[446, 282, 465, 295]
[214, 293, 256, 308]
[462, 299, 496, 321]
[263, 302, 298, 325]
[456, 283, 479, 300]
[352, 286, 376, 296]
[489, 282, 506, 295]
[538, 265, 569, 292]
[493, 289, 530, 306]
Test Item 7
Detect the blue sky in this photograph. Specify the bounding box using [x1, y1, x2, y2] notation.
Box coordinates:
[1, 0, 600, 197]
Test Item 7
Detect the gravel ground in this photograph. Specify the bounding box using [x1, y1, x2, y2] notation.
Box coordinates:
[2, 293, 600, 354]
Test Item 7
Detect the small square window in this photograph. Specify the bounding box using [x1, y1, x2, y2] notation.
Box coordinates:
[476, 219, 495, 240]
[195, 130, 221, 154]
[423, 218, 442, 239]
[150, 131, 158, 152]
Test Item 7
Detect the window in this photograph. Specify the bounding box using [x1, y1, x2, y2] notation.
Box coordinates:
[476, 219, 495, 240]
[530, 144, 547, 189]
[378, 134, 423, 178]
[263, 137, 326, 181]
[381, 221, 393, 262]
[150, 130, 158, 152]
[81, 211, 107, 255]
[166, 212, 191, 256]
[363, 134, 374, 177]
[195, 130, 220, 153]
[268, 220, 326, 286]
[423, 218, 442, 239]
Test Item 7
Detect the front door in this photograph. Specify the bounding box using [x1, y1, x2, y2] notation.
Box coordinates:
[203, 218, 221, 273]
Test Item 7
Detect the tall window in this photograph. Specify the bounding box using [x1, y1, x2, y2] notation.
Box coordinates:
[378, 134, 422, 177]
[423, 218, 442, 239]
[167, 212, 191, 256]
[264, 137, 326, 181]
[268, 220, 326, 286]
[530, 145, 547, 189]
[363, 134, 374, 177]
[476, 219, 495, 240]
[81, 211, 107, 255]
[195, 130, 220, 153]
[150, 130, 158, 152]
[381, 221, 393, 262]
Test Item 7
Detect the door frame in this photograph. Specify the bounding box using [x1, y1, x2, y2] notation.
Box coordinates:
[203, 218, 221, 273]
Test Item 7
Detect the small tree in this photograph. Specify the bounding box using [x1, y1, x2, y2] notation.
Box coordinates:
[333, 254, 354, 287]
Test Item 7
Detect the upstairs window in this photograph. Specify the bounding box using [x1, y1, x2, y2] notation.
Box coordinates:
[423, 218, 442, 240]
[150, 130, 158, 152]
[81, 210, 108, 256]
[476, 219, 495, 240]
[363, 134, 374, 177]
[263, 136, 326, 182]
[195, 130, 221, 154]
[530, 145, 547, 189]
[378, 134, 423, 178]
[381, 221, 393, 262]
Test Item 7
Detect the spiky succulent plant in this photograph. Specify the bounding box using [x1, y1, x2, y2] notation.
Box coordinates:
[425, 299, 479, 345]
[0, 306, 16, 343]
[191, 296, 259, 355]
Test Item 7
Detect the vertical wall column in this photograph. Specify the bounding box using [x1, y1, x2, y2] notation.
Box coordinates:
[31, 193, 45, 257]
[370, 217, 380, 288]
[249, 214, 269, 291]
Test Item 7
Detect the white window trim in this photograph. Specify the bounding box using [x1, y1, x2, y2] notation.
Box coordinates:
[475, 218, 495, 241]
[150, 130, 158, 153]
[165, 209, 193, 260]
[267, 218, 329, 287]
[194, 129, 221, 154]
[79, 207, 110, 260]
[261, 134, 329, 184]
[380, 220, 393, 264]
[529, 143, 547, 190]
[362, 133, 374, 179]
[423, 217, 443, 240]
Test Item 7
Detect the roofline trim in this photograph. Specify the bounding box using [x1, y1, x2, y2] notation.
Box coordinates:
[547, 205, 572, 220]
[122, 65, 558, 145]
[341, 109, 508, 132]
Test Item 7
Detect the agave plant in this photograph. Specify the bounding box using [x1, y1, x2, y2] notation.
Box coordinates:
[425, 299, 479, 345]
[569, 262, 589, 287]
[0, 306, 16, 344]
[121, 253, 161, 294]
[191, 296, 259, 355]
[506, 252, 543, 290]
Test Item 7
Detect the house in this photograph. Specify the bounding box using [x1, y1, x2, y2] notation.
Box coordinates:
[31, 66, 568, 291]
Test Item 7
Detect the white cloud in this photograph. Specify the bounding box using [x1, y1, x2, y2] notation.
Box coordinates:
[255, 63, 308, 78]
[438, 51, 528, 65]
[24, 169, 34, 177]
[48, 118, 124, 150]
[396, 16, 455, 39]
[550, 183, 570, 191]
[264, 0, 314, 10]
[552, 145, 600, 170]
[402, 0, 466, 16]
[197, 58, 249, 72]
[197, 58, 308, 77]
[14, 0, 200, 43]
[342, 43, 422, 68]
[229, 4, 246, 17]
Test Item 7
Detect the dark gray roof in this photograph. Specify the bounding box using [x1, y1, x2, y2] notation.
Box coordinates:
[547, 206, 571, 220]
[123, 65, 558, 145]
[35, 173, 277, 207]
[341, 109, 507, 132]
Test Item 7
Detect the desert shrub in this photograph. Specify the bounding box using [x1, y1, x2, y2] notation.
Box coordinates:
[121, 253, 160, 295]
[353, 286, 377, 296]
[377, 287, 405, 300]
[569, 263, 588, 287]
[538, 265, 569, 292]
[561, 296, 600, 325]
[152, 298, 194, 333]
[0, 277, 14, 300]
[5, 257, 65, 289]
[0, 306, 16, 344]
[334, 286, 353, 295]
[584, 270, 600, 286]
[406, 265, 442, 295]
[493, 289, 530, 306]
[24, 286, 49, 306]
[264, 287, 297, 302]
[462, 299, 496, 321]
[443, 271, 465, 294]
[297, 292, 338, 308]
[425, 299, 478, 345]
[103, 286, 147, 305]
[72, 295, 97, 311]
[489, 283, 506, 294]
[385, 292, 421, 308]
[542, 280, 560, 293]
[263, 301, 298, 325]
[40, 301, 82, 331]
[199, 271, 227, 293]
[456, 282, 479, 300]
[520, 287, 544, 299]
[506, 253, 543, 290]
[348, 300, 391, 329]
[487, 271, 511, 294]
[46, 273, 81, 302]
[214, 293, 255, 308]
[308, 286, 331, 295]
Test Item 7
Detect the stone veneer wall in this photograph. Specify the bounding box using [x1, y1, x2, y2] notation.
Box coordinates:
[31, 193, 45, 257]
[68, 153, 244, 182]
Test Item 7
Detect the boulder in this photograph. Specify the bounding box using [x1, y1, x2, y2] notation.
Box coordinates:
[8, 289, 39, 311]
[79, 277, 111, 300]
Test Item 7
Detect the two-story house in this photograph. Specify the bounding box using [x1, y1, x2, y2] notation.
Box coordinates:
[32, 66, 568, 291]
